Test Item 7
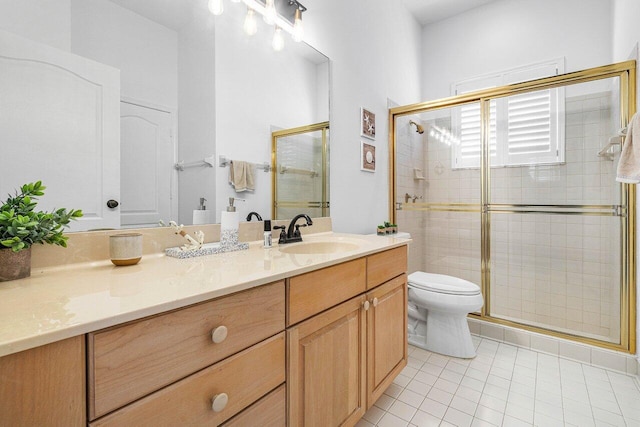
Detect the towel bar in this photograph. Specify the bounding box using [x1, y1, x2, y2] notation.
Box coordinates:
[218, 155, 270, 172]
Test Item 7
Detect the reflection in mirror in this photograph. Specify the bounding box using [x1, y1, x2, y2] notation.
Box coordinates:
[214, 2, 329, 224]
[272, 122, 330, 220]
[0, 0, 329, 232]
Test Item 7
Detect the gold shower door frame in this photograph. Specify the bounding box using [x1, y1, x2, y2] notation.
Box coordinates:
[389, 60, 637, 353]
[271, 122, 330, 220]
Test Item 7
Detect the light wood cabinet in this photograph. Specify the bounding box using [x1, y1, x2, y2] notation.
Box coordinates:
[88, 281, 285, 419]
[2, 243, 407, 426]
[366, 246, 407, 290]
[0, 336, 86, 427]
[91, 332, 285, 426]
[287, 258, 366, 326]
[366, 274, 408, 406]
[221, 384, 286, 427]
[288, 295, 367, 427]
[287, 246, 408, 426]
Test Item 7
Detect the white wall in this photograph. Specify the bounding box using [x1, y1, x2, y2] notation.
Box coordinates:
[70, 0, 178, 108]
[302, 0, 423, 233]
[0, 0, 70, 51]
[177, 15, 216, 225]
[612, 0, 640, 63]
[421, 0, 613, 100]
[611, 0, 640, 361]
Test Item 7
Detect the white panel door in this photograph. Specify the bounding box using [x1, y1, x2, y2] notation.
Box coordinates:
[0, 29, 120, 231]
[120, 101, 176, 228]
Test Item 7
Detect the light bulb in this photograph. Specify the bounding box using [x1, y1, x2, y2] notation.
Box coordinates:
[264, 0, 277, 25]
[272, 26, 284, 51]
[208, 0, 224, 15]
[243, 8, 257, 35]
[292, 8, 304, 42]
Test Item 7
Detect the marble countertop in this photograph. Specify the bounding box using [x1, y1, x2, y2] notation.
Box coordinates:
[0, 232, 409, 357]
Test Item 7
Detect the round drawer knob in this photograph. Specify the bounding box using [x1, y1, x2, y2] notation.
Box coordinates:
[372, 297, 379, 307]
[211, 326, 228, 344]
[363, 300, 370, 311]
[211, 393, 229, 412]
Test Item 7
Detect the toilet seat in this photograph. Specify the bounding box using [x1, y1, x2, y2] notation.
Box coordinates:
[408, 272, 480, 296]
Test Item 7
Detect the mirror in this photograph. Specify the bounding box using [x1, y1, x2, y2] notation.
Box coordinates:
[0, 0, 330, 231]
[272, 122, 330, 220]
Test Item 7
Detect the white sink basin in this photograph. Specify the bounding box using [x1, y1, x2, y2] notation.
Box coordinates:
[278, 241, 360, 254]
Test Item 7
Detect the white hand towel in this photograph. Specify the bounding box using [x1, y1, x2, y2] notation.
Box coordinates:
[616, 112, 640, 183]
[229, 160, 255, 192]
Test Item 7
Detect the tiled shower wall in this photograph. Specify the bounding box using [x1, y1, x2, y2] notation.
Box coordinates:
[395, 91, 621, 344]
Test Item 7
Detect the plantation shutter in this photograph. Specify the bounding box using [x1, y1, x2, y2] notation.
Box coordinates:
[506, 89, 560, 165]
[452, 59, 564, 169]
[456, 101, 497, 168]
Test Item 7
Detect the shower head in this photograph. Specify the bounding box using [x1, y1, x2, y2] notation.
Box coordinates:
[409, 120, 424, 134]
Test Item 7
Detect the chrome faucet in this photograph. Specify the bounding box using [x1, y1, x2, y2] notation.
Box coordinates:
[279, 214, 313, 244]
[246, 211, 263, 221]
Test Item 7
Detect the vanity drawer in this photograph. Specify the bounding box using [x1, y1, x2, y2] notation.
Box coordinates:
[88, 281, 285, 420]
[90, 332, 285, 427]
[221, 384, 286, 427]
[287, 258, 366, 326]
[366, 246, 407, 290]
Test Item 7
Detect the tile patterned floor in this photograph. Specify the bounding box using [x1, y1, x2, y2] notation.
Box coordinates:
[356, 337, 640, 427]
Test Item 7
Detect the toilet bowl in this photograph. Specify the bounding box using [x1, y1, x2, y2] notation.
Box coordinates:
[408, 272, 484, 358]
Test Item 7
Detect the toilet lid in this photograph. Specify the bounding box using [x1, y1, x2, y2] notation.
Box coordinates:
[408, 272, 481, 296]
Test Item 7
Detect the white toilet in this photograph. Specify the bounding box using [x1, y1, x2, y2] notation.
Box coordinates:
[407, 272, 484, 358]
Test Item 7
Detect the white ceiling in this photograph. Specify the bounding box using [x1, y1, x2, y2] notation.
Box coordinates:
[402, 0, 499, 25]
[108, 0, 203, 30]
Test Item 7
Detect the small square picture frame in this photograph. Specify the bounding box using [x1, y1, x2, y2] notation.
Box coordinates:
[361, 107, 375, 140]
[361, 141, 375, 172]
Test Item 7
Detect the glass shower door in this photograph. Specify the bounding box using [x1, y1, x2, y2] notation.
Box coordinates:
[394, 104, 482, 287]
[487, 77, 625, 343]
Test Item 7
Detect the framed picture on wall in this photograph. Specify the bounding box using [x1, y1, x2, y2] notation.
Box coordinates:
[361, 142, 375, 172]
[361, 108, 375, 139]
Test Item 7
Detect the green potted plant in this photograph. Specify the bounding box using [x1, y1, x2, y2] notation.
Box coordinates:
[384, 221, 392, 234]
[0, 181, 82, 282]
[376, 224, 387, 236]
[389, 223, 398, 234]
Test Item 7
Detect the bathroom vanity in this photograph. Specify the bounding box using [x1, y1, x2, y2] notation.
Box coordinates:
[0, 232, 408, 426]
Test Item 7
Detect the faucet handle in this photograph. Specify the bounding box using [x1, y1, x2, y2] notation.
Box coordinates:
[294, 223, 307, 237]
[273, 225, 286, 244]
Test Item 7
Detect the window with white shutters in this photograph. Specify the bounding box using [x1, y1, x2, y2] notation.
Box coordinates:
[452, 60, 565, 169]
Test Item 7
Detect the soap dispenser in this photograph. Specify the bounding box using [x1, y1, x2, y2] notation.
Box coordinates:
[192, 197, 211, 225]
[220, 197, 243, 248]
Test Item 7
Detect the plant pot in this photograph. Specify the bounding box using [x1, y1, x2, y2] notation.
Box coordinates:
[377, 228, 387, 236]
[0, 247, 31, 282]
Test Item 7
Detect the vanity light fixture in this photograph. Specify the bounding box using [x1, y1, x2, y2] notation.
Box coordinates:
[208, 0, 224, 15]
[263, 0, 277, 25]
[210, 0, 307, 49]
[292, 6, 303, 42]
[272, 26, 285, 51]
[243, 7, 258, 35]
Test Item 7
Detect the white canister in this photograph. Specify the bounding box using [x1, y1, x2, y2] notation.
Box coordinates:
[109, 233, 143, 266]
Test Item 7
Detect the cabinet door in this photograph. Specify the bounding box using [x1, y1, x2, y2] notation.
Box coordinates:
[366, 274, 408, 407]
[288, 295, 367, 427]
[0, 336, 86, 427]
